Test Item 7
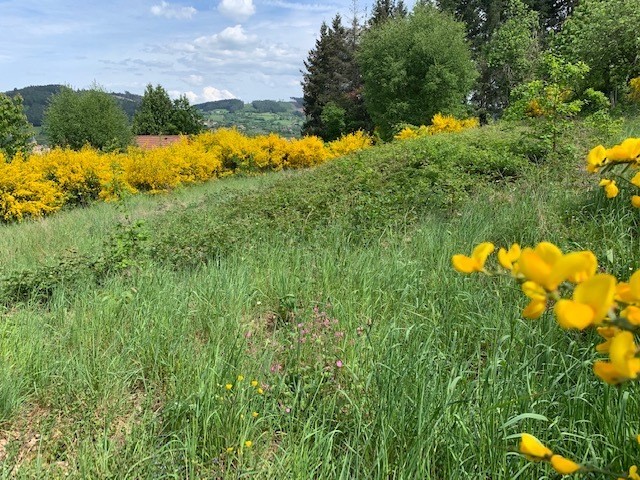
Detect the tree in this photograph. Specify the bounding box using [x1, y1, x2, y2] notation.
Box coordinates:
[133, 85, 204, 135]
[368, 0, 407, 26]
[171, 95, 204, 135]
[484, 0, 541, 112]
[302, 15, 371, 139]
[554, 0, 640, 106]
[132, 84, 175, 135]
[0, 93, 32, 159]
[320, 102, 347, 141]
[43, 86, 132, 151]
[358, 5, 477, 139]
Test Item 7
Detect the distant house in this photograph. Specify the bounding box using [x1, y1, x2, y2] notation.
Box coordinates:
[135, 135, 182, 150]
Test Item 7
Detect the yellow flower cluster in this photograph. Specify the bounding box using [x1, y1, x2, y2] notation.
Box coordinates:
[394, 113, 479, 140]
[453, 240, 640, 385]
[0, 129, 372, 221]
[586, 138, 640, 206]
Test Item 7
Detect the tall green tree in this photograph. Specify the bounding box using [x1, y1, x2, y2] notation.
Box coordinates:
[133, 85, 204, 135]
[132, 84, 175, 135]
[0, 93, 32, 159]
[358, 5, 477, 139]
[302, 15, 371, 139]
[484, 0, 541, 111]
[43, 86, 132, 151]
[171, 95, 204, 135]
[554, 0, 640, 105]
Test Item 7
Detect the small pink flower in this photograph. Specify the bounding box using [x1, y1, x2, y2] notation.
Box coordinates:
[336, 360, 343, 368]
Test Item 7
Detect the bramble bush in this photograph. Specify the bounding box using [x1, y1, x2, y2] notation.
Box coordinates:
[452, 138, 640, 478]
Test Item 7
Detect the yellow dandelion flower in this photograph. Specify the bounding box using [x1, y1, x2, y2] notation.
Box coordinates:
[244, 440, 253, 448]
[225, 383, 233, 390]
[251, 380, 258, 387]
[252, 411, 259, 418]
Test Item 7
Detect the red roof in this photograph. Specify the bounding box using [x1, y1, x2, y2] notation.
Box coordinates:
[135, 135, 182, 150]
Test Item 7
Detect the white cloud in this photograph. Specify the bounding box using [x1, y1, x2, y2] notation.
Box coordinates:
[151, 1, 197, 19]
[194, 25, 256, 48]
[261, 0, 337, 11]
[184, 91, 199, 103]
[218, 0, 255, 21]
[202, 86, 236, 101]
[185, 74, 204, 85]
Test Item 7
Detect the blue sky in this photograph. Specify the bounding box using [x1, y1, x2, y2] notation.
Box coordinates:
[0, 0, 363, 102]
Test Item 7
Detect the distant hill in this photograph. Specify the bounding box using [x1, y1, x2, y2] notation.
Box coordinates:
[5, 85, 304, 137]
[195, 99, 245, 113]
[5, 85, 142, 126]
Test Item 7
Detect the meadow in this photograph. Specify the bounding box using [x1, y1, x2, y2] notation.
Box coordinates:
[0, 119, 638, 478]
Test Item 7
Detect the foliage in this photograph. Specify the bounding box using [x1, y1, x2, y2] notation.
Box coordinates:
[250, 100, 291, 114]
[554, 0, 640, 105]
[196, 98, 245, 113]
[320, 102, 346, 141]
[484, 0, 540, 112]
[506, 53, 594, 153]
[358, 4, 477, 140]
[368, 0, 408, 26]
[43, 86, 133, 151]
[132, 84, 203, 136]
[5, 85, 142, 126]
[302, 15, 371, 140]
[629, 77, 640, 103]
[171, 95, 204, 135]
[0, 93, 32, 159]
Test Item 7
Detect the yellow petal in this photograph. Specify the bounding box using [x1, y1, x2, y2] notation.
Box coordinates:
[471, 242, 495, 268]
[594, 361, 626, 384]
[632, 195, 640, 208]
[629, 270, 640, 300]
[498, 248, 512, 269]
[610, 331, 640, 379]
[622, 306, 640, 326]
[534, 242, 563, 266]
[519, 433, 552, 460]
[518, 249, 554, 290]
[605, 182, 619, 198]
[573, 274, 616, 324]
[554, 299, 595, 330]
[599, 178, 612, 187]
[550, 454, 581, 475]
[551, 251, 597, 285]
[632, 172, 640, 188]
[522, 281, 547, 301]
[586, 144, 607, 167]
[523, 300, 546, 319]
[452, 255, 478, 273]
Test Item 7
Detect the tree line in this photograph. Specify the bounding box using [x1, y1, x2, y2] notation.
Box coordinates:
[302, 0, 640, 141]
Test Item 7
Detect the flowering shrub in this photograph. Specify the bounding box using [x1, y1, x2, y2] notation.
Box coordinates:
[452, 191, 640, 476]
[394, 113, 479, 140]
[0, 129, 372, 222]
[586, 138, 640, 206]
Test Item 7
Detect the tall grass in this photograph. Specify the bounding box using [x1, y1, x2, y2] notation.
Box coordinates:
[0, 124, 637, 478]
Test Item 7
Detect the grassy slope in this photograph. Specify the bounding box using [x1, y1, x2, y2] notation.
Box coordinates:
[0, 124, 638, 478]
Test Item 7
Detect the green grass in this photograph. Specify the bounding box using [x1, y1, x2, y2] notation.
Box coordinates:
[0, 123, 638, 478]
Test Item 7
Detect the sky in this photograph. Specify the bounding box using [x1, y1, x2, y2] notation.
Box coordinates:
[0, 0, 362, 102]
